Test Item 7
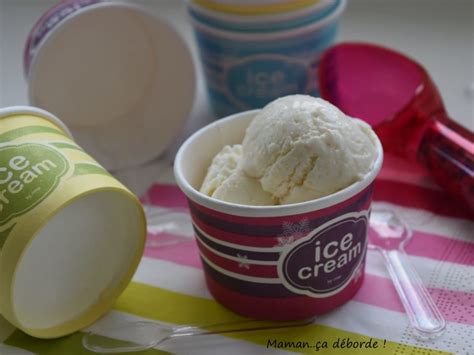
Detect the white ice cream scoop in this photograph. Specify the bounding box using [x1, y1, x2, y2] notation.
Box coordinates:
[241, 95, 377, 204]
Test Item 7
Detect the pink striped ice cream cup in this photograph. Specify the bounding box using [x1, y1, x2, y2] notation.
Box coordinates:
[174, 110, 383, 320]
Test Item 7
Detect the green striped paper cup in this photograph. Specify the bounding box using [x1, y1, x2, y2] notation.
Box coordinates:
[0, 106, 146, 338]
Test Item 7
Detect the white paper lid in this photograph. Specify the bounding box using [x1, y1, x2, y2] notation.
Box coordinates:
[28, 3, 195, 171]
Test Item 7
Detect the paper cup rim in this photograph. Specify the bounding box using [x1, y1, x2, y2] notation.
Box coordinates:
[186, 0, 336, 24]
[188, 0, 345, 41]
[26, 2, 196, 171]
[1, 185, 146, 338]
[189, 0, 325, 16]
[0, 106, 72, 138]
[174, 109, 383, 218]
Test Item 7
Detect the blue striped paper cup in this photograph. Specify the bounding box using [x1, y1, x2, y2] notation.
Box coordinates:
[189, 0, 346, 117]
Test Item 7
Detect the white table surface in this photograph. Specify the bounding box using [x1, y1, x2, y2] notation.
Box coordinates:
[0, 0, 473, 196]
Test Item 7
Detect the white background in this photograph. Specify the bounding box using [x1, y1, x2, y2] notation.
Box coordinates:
[0, 0, 473, 194]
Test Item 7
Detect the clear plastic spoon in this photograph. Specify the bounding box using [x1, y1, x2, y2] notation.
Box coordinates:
[368, 207, 446, 339]
[82, 318, 314, 353]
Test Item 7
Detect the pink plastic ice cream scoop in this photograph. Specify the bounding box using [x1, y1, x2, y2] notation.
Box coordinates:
[318, 42, 474, 212]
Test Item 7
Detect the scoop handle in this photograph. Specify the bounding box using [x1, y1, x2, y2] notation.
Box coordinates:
[381, 249, 446, 339]
[417, 119, 474, 212]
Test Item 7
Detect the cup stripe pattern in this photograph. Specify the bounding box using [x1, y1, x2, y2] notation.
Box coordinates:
[190, 186, 372, 299]
[189, 185, 372, 235]
[0, 125, 68, 143]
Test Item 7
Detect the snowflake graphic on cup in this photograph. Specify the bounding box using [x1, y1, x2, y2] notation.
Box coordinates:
[275, 219, 310, 247]
[236, 254, 250, 269]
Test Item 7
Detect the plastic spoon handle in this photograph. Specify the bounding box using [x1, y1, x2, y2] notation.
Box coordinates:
[381, 249, 446, 339]
[171, 318, 314, 338]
